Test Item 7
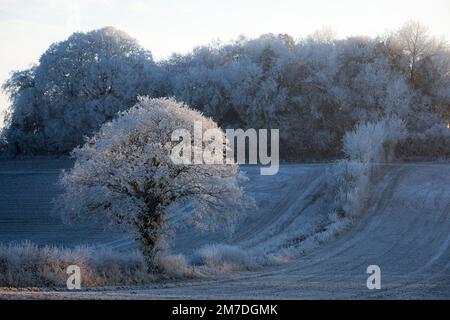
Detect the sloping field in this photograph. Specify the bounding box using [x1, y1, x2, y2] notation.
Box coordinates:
[0, 158, 124, 247]
[0, 159, 449, 299]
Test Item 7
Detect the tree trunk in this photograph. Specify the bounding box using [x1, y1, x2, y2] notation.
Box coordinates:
[135, 200, 165, 273]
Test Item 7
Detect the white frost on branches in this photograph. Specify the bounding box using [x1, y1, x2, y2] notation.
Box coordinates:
[55, 97, 252, 269]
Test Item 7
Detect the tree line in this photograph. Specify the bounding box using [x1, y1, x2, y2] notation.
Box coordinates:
[2, 22, 449, 159]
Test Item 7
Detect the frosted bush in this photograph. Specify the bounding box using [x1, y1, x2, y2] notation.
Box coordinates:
[155, 254, 195, 278]
[398, 123, 450, 158]
[2, 23, 449, 159]
[192, 244, 258, 272]
[343, 116, 407, 163]
[329, 117, 406, 217]
[0, 242, 152, 287]
[328, 159, 370, 216]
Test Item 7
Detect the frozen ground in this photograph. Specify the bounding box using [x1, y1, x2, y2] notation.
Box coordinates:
[0, 159, 449, 299]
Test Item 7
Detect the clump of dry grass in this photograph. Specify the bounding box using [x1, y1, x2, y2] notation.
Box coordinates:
[0, 241, 195, 288]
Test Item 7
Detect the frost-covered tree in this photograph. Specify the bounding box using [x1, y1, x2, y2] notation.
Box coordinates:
[55, 97, 250, 271]
[2, 27, 158, 155]
[329, 117, 407, 217]
[393, 21, 446, 84]
[2, 24, 449, 159]
[159, 28, 449, 159]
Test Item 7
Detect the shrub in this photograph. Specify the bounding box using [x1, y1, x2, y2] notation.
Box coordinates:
[0, 242, 151, 287]
[329, 116, 406, 217]
[397, 123, 450, 159]
[343, 116, 407, 163]
[191, 244, 258, 272]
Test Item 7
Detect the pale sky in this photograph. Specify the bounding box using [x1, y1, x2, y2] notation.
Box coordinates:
[1, 0, 450, 124]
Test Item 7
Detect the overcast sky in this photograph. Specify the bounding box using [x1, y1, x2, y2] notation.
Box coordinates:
[1, 0, 450, 123]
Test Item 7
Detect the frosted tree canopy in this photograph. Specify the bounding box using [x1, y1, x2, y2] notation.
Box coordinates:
[2, 27, 157, 154]
[1, 22, 449, 158]
[55, 97, 251, 270]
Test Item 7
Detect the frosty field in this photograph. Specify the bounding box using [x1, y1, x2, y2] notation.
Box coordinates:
[0, 159, 449, 299]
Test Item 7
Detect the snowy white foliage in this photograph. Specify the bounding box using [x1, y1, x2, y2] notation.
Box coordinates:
[0, 241, 202, 287]
[2, 22, 449, 158]
[191, 244, 258, 272]
[328, 160, 370, 217]
[329, 117, 407, 217]
[398, 122, 450, 158]
[2, 27, 157, 154]
[343, 117, 407, 163]
[160, 28, 449, 159]
[55, 97, 251, 270]
[0, 242, 151, 287]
